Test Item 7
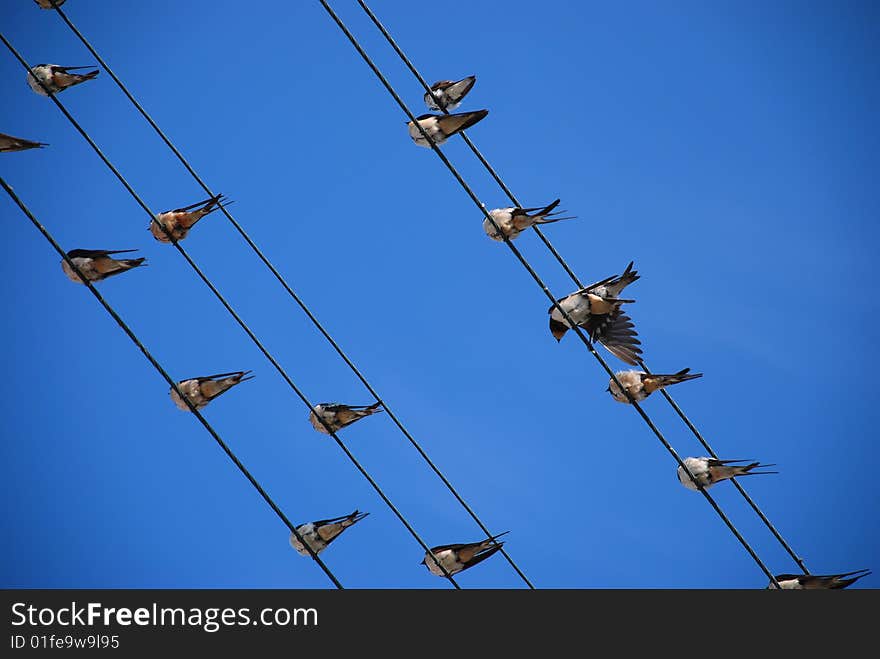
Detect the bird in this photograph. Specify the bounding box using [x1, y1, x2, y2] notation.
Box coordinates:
[61, 249, 147, 284]
[150, 194, 229, 243]
[768, 569, 871, 590]
[483, 198, 576, 241]
[677, 457, 777, 491]
[607, 368, 703, 403]
[27, 64, 99, 96]
[408, 109, 488, 147]
[169, 371, 253, 412]
[0, 131, 48, 152]
[34, 0, 67, 8]
[424, 75, 477, 111]
[288, 510, 369, 557]
[309, 402, 383, 434]
[421, 531, 509, 577]
[548, 262, 643, 364]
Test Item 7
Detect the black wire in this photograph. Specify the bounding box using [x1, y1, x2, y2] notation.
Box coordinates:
[45, 1, 533, 589]
[0, 175, 343, 589]
[639, 365, 811, 574]
[318, 0, 781, 587]
[1, 31, 460, 588]
[356, 0, 809, 577]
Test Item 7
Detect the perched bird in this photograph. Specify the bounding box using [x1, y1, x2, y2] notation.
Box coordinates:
[549, 262, 642, 364]
[408, 109, 488, 147]
[768, 569, 871, 590]
[34, 0, 67, 8]
[149, 194, 228, 243]
[424, 75, 476, 111]
[309, 402, 383, 434]
[288, 510, 369, 557]
[27, 64, 99, 96]
[677, 457, 777, 491]
[0, 131, 48, 152]
[170, 371, 253, 412]
[608, 368, 703, 404]
[61, 249, 147, 284]
[421, 531, 509, 577]
[483, 198, 575, 241]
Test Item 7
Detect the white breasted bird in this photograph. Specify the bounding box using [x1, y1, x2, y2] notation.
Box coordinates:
[768, 569, 871, 590]
[408, 109, 488, 147]
[288, 510, 369, 557]
[608, 368, 703, 403]
[150, 194, 228, 243]
[170, 371, 253, 412]
[549, 262, 642, 364]
[0, 131, 48, 152]
[34, 0, 67, 8]
[677, 457, 777, 491]
[309, 402, 383, 434]
[61, 249, 147, 284]
[27, 64, 99, 96]
[483, 198, 576, 241]
[421, 531, 509, 577]
[424, 75, 477, 111]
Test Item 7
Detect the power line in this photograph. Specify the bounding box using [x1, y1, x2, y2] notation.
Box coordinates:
[0, 175, 344, 589]
[642, 374, 811, 574]
[42, 1, 534, 589]
[354, 0, 810, 576]
[317, 0, 781, 587]
[1, 32, 460, 588]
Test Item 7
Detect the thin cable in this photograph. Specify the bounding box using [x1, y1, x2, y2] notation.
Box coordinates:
[639, 360, 811, 574]
[355, 0, 582, 286]
[45, 2, 533, 589]
[1, 32, 460, 588]
[356, 0, 808, 576]
[318, 0, 780, 587]
[0, 175, 343, 589]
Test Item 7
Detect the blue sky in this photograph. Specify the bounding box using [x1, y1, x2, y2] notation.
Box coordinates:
[2, 0, 877, 589]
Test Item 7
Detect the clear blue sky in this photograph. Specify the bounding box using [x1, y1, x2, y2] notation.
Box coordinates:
[2, 0, 877, 589]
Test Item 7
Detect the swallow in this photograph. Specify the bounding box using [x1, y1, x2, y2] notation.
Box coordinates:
[309, 402, 383, 434]
[608, 368, 703, 403]
[677, 457, 778, 491]
[34, 0, 67, 8]
[61, 249, 147, 284]
[408, 109, 489, 147]
[288, 510, 369, 557]
[768, 569, 871, 590]
[27, 64, 99, 96]
[169, 371, 253, 412]
[549, 262, 642, 364]
[0, 131, 48, 152]
[424, 75, 477, 111]
[483, 198, 576, 241]
[421, 531, 509, 577]
[149, 194, 228, 243]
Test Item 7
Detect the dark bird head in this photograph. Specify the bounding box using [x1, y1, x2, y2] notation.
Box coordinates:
[549, 318, 568, 342]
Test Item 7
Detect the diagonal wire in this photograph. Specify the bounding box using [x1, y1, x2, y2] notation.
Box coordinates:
[43, 0, 533, 589]
[354, 0, 580, 286]
[318, 0, 780, 587]
[355, 0, 808, 576]
[0, 175, 343, 589]
[1, 31, 460, 588]
[640, 371, 810, 574]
